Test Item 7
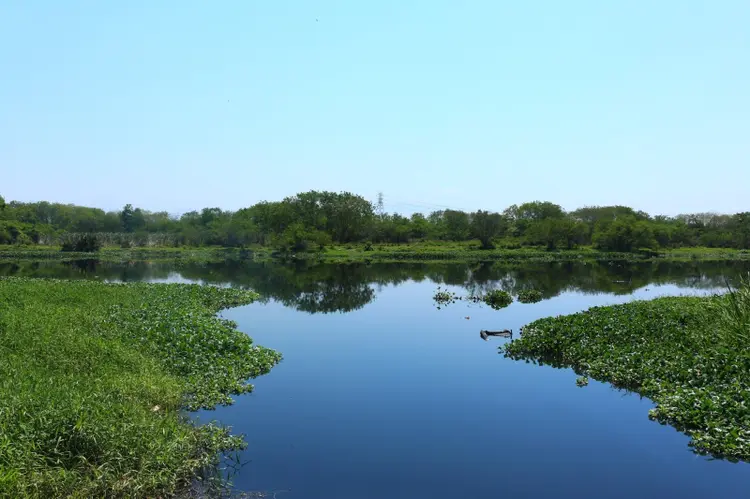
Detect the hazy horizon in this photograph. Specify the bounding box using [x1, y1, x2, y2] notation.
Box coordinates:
[2, 1, 748, 216]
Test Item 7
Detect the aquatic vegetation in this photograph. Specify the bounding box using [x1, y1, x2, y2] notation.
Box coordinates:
[434, 287, 513, 310]
[3, 244, 750, 265]
[433, 286, 460, 309]
[503, 293, 750, 461]
[483, 289, 513, 310]
[434, 287, 513, 311]
[0, 277, 281, 497]
[517, 289, 543, 303]
[711, 273, 750, 347]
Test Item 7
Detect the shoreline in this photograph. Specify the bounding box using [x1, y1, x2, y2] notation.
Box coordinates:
[0, 277, 281, 496]
[502, 293, 750, 462]
[1, 244, 749, 264]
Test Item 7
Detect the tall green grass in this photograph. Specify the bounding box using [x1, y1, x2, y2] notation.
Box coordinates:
[714, 273, 750, 346]
[0, 278, 281, 497]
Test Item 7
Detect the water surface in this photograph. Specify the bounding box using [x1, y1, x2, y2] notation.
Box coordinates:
[4, 259, 750, 498]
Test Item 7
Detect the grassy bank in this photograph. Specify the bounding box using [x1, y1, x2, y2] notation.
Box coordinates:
[0, 245, 244, 263]
[0, 278, 281, 497]
[2, 243, 749, 264]
[503, 283, 750, 461]
[317, 243, 750, 263]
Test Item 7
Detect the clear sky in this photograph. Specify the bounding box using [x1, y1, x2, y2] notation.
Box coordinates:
[1, 1, 748, 216]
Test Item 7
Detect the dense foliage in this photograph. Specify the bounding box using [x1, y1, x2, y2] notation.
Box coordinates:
[503, 289, 750, 461]
[1, 192, 749, 252]
[60, 233, 102, 253]
[0, 278, 281, 497]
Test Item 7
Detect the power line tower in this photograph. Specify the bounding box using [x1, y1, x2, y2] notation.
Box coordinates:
[375, 191, 385, 217]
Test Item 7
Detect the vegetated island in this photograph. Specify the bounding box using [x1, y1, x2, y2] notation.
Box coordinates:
[503, 277, 750, 462]
[0, 191, 749, 263]
[0, 277, 281, 497]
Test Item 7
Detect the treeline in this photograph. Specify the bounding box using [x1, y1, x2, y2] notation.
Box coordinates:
[1, 191, 749, 252]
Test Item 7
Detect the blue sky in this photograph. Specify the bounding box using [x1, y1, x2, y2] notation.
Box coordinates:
[1, 1, 748, 216]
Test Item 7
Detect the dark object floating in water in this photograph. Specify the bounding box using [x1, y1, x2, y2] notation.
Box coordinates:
[480, 329, 513, 340]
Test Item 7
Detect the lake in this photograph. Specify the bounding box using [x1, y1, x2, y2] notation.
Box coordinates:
[3, 259, 750, 498]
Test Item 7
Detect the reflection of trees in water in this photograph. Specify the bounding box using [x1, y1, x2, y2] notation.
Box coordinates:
[0, 260, 176, 282]
[2, 259, 749, 314]
[462, 260, 750, 298]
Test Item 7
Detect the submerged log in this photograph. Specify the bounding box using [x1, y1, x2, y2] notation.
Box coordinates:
[480, 329, 513, 340]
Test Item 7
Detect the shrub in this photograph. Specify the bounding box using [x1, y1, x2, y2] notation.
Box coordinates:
[271, 223, 331, 253]
[61, 233, 102, 253]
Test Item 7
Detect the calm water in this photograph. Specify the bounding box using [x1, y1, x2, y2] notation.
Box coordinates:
[4, 259, 750, 498]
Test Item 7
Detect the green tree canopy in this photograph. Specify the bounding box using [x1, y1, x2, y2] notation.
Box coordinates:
[2, 190, 750, 251]
[470, 210, 506, 249]
[592, 217, 657, 252]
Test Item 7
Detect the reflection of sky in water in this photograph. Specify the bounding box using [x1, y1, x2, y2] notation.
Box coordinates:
[202, 279, 749, 499]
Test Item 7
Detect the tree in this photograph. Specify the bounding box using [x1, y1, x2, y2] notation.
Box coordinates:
[516, 201, 565, 221]
[72, 211, 97, 233]
[318, 191, 374, 243]
[120, 204, 136, 233]
[224, 208, 262, 247]
[525, 218, 588, 250]
[200, 207, 225, 226]
[4, 192, 750, 253]
[592, 217, 657, 252]
[409, 213, 430, 240]
[145, 211, 176, 233]
[571, 205, 649, 228]
[272, 222, 331, 253]
[443, 210, 470, 241]
[514, 201, 565, 235]
[728, 213, 750, 249]
[427, 210, 448, 239]
[374, 214, 412, 243]
[557, 219, 589, 249]
[470, 210, 506, 249]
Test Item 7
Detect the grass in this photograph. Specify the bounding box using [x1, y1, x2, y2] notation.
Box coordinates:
[503, 282, 750, 461]
[2, 243, 749, 264]
[714, 274, 750, 346]
[0, 277, 281, 497]
[0, 245, 248, 263]
[311, 242, 750, 263]
[320, 242, 634, 262]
